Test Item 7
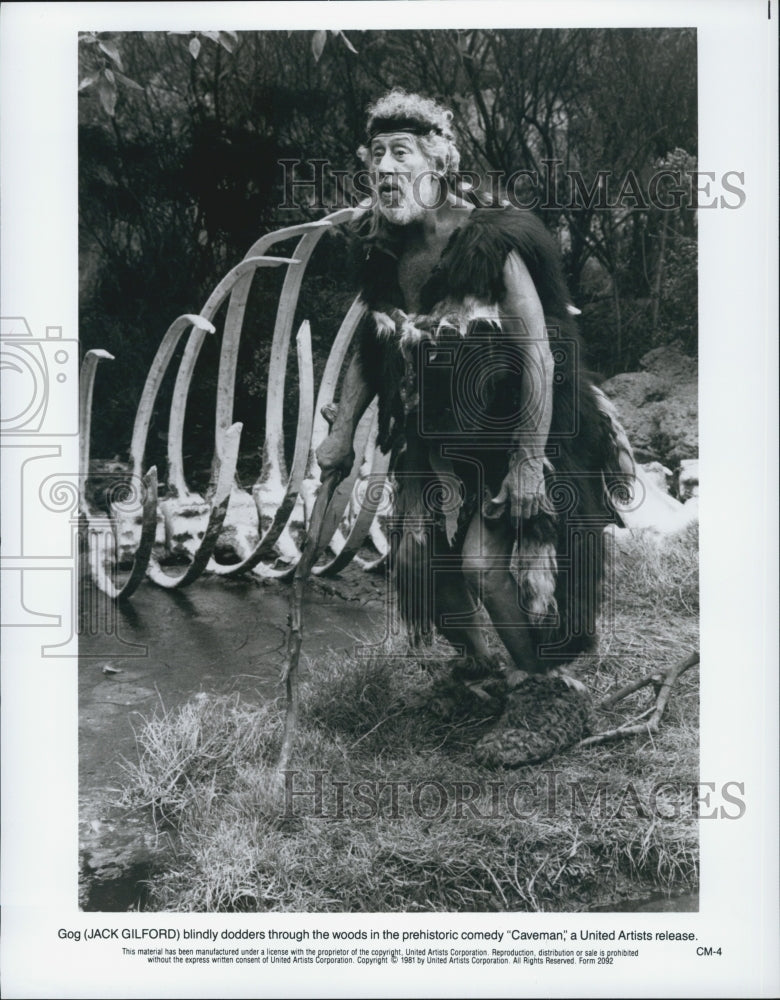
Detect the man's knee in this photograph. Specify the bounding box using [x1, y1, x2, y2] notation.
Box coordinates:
[461, 518, 513, 596]
[462, 563, 517, 612]
[481, 566, 517, 606]
[461, 560, 480, 596]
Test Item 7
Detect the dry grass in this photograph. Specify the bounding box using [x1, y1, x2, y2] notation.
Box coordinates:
[119, 523, 699, 912]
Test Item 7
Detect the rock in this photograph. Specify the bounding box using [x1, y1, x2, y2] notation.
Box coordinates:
[474, 675, 592, 768]
[641, 461, 673, 494]
[678, 459, 699, 500]
[253, 476, 307, 564]
[212, 487, 260, 563]
[601, 341, 697, 467]
[80, 800, 170, 911]
[639, 343, 697, 382]
[113, 503, 166, 567]
[159, 493, 210, 560]
[610, 462, 698, 539]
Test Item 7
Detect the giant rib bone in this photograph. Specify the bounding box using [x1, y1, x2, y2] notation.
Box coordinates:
[79, 349, 158, 601]
[252, 291, 371, 580]
[146, 422, 242, 589]
[207, 319, 314, 576]
[242, 213, 360, 571]
[84, 209, 394, 596]
[202, 207, 388, 580]
[208, 219, 352, 574]
[327, 413, 392, 575]
[146, 256, 294, 588]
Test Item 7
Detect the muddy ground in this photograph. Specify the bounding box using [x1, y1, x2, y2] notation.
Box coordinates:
[79, 565, 386, 908]
[79, 565, 696, 913]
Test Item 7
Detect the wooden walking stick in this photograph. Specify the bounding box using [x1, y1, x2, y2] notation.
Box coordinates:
[277, 411, 345, 774]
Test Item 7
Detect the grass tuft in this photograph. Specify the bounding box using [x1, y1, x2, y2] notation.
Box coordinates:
[118, 525, 699, 912]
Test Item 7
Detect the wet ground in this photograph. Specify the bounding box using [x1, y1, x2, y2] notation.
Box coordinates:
[79, 566, 386, 908]
[79, 568, 386, 791]
[78, 566, 697, 913]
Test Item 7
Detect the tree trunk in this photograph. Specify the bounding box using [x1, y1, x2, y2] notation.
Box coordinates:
[651, 212, 669, 340]
[612, 276, 623, 372]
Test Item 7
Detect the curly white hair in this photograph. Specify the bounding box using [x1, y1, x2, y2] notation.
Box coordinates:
[357, 89, 461, 180]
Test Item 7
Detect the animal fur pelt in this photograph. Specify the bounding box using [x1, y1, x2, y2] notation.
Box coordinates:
[346, 205, 634, 661]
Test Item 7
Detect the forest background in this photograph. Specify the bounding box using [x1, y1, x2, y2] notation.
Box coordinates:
[78, 27, 697, 473]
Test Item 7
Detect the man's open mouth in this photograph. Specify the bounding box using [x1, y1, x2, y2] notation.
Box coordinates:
[378, 181, 404, 205]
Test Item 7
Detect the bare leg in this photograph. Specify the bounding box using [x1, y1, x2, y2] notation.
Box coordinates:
[459, 517, 593, 769]
[432, 568, 493, 661]
[461, 512, 542, 677]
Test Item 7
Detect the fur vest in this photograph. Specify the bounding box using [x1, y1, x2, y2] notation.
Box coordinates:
[348, 205, 634, 659]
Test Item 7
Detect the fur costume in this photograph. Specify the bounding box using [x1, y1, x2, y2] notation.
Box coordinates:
[348, 205, 634, 665]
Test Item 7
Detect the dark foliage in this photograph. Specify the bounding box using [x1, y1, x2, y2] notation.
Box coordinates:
[79, 28, 697, 463]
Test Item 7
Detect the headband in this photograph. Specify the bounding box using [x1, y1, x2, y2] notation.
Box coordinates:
[367, 115, 444, 141]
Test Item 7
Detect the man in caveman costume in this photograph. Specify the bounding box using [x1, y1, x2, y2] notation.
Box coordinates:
[317, 90, 635, 766]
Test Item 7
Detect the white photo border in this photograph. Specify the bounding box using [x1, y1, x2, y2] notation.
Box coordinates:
[1, 2, 777, 997]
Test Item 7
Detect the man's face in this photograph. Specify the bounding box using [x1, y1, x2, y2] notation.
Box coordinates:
[369, 132, 439, 224]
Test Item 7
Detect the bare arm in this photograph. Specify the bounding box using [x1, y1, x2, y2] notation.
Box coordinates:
[484, 250, 554, 521]
[315, 351, 374, 473]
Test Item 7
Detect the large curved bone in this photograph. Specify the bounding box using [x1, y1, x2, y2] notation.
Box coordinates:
[266, 294, 371, 570]
[229, 209, 357, 481]
[159, 213, 354, 573]
[302, 297, 391, 575]
[249, 294, 369, 580]
[204, 208, 354, 488]
[146, 422, 242, 589]
[79, 349, 115, 489]
[122, 312, 218, 578]
[322, 413, 392, 575]
[232, 230, 333, 566]
[166, 256, 294, 497]
[249, 219, 360, 560]
[147, 255, 300, 589]
[311, 410, 392, 577]
[244, 208, 357, 258]
[206, 210, 364, 577]
[258, 230, 333, 491]
[119, 308, 245, 590]
[252, 399, 384, 583]
[308, 295, 367, 475]
[115, 207, 394, 593]
[207, 320, 315, 576]
[86, 467, 160, 601]
[129, 313, 216, 481]
[78, 349, 159, 600]
[105, 467, 159, 600]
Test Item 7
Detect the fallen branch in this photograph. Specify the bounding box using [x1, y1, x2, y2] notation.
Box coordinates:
[277, 465, 344, 776]
[578, 651, 699, 749]
[599, 651, 699, 709]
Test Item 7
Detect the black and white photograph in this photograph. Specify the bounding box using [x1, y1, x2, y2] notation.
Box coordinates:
[76, 23, 703, 914]
[1, 2, 777, 998]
